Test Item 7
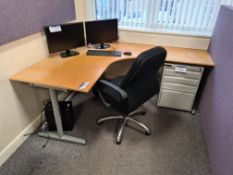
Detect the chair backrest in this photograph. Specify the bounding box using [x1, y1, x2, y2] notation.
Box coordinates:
[120, 46, 166, 107]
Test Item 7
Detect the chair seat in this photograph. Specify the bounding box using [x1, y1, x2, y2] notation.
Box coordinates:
[99, 75, 159, 115]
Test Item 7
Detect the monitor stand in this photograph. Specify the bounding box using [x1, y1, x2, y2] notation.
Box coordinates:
[93, 43, 111, 49]
[60, 50, 79, 58]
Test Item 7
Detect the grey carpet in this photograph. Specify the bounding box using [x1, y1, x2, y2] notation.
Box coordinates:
[0, 93, 211, 175]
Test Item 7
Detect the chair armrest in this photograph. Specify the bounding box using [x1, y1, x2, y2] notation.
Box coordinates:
[99, 80, 128, 101]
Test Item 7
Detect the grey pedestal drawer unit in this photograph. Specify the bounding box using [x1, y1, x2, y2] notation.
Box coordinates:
[158, 63, 204, 111]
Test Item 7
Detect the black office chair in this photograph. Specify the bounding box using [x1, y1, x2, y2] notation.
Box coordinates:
[95, 46, 166, 144]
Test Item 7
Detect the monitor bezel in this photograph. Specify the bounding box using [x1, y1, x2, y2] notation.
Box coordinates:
[44, 22, 85, 57]
[85, 18, 119, 49]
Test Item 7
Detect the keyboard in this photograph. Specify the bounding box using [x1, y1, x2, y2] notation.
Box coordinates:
[87, 50, 122, 57]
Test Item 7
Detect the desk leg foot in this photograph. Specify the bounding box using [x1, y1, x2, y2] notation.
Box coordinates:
[38, 131, 86, 145]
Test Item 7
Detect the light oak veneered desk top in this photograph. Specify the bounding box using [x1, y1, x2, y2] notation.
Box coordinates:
[165, 46, 214, 66]
[10, 42, 214, 93]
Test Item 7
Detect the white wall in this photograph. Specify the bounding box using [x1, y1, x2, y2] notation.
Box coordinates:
[0, 32, 50, 165]
[0, 0, 210, 167]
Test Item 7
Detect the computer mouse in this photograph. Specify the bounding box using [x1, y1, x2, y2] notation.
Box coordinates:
[123, 51, 132, 56]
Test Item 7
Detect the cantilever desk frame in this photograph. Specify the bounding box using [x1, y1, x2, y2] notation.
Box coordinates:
[10, 42, 215, 145]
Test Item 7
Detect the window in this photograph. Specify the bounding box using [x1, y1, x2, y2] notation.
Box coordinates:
[95, 0, 233, 37]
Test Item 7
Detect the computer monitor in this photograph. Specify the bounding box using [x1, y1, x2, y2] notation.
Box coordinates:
[85, 19, 118, 49]
[44, 22, 85, 58]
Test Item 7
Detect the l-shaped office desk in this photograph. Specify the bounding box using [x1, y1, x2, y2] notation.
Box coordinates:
[10, 42, 215, 145]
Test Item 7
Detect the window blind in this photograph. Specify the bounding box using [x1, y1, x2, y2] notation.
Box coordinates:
[95, 0, 233, 36]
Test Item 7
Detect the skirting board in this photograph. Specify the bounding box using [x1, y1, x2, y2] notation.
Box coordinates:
[0, 114, 42, 167]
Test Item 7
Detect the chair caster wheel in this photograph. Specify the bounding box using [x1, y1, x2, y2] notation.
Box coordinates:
[191, 109, 196, 115]
[97, 121, 102, 125]
[140, 111, 146, 115]
[116, 141, 121, 145]
[145, 132, 151, 136]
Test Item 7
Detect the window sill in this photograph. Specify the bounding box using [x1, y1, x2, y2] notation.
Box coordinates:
[119, 26, 211, 38]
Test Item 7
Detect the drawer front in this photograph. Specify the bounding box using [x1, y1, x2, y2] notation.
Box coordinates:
[162, 76, 199, 86]
[158, 89, 195, 111]
[163, 82, 197, 93]
[163, 69, 202, 79]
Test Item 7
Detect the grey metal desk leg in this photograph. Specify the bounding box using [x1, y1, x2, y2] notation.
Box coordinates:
[38, 88, 86, 145]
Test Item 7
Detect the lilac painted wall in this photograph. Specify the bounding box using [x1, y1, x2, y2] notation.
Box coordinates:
[199, 5, 233, 175]
[0, 0, 76, 45]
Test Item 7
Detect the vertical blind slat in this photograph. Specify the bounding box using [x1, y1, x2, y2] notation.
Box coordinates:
[208, 0, 222, 32]
[154, 0, 162, 28]
[169, 0, 178, 29]
[96, 0, 233, 36]
[147, 0, 155, 28]
[166, 0, 173, 25]
[186, 0, 196, 27]
[120, 0, 124, 26]
[175, 0, 184, 27]
[196, 0, 207, 30]
[190, 0, 202, 30]
[129, 0, 134, 26]
[138, 0, 144, 27]
[159, 0, 167, 28]
[144, 0, 150, 28]
[134, 0, 139, 26]
[111, 0, 114, 18]
[125, 0, 129, 26]
[104, 0, 108, 19]
[180, 0, 189, 28]
[101, 0, 103, 19]
[202, 0, 214, 31]
[116, 0, 119, 19]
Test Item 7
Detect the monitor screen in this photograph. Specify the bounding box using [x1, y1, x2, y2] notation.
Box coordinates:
[44, 22, 85, 58]
[85, 19, 118, 49]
